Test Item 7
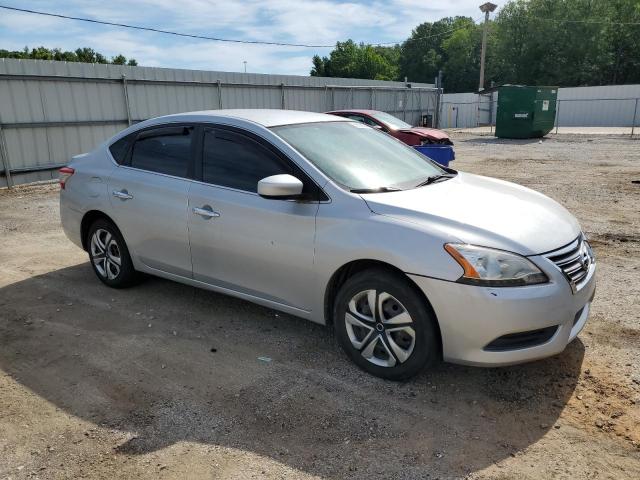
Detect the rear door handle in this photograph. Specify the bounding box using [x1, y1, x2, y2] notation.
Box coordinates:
[112, 189, 133, 200]
[192, 206, 220, 219]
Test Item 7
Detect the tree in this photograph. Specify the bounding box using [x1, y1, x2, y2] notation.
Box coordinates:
[111, 54, 127, 65]
[399, 18, 464, 84]
[441, 18, 483, 92]
[309, 0, 640, 91]
[0, 46, 138, 66]
[492, 0, 640, 86]
[310, 40, 398, 80]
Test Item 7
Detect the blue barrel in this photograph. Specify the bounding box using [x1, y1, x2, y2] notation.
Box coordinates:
[414, 145, 455, 168]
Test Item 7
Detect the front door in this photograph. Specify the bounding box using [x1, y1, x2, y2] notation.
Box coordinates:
[188, 127, 319, 310]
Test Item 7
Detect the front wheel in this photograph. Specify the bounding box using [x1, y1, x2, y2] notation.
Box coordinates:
[87, 219, 138, 288]
[334, 269, 439, 380]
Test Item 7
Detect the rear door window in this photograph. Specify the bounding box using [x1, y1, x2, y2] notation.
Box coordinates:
[130, 126, 194, 178]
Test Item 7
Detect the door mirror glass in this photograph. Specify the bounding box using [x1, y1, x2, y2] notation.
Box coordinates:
[258, 174, 303, 199]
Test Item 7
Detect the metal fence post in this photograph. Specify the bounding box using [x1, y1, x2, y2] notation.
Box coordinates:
[403, 89, 407, 121]
[0, 123, 13, 188]
[217, 80, 223, 109]
[122, 75, 132, 126]
[632, 98, 638, 137]
[39, 83, 53, 165]
[280, 83, 286, 109]
[555, 100, 560, 134]
[434, 88, 442, 128]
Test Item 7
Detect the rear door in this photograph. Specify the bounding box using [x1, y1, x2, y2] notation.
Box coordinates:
[188, 126, 321, 310]
[108, 124, 195, 277]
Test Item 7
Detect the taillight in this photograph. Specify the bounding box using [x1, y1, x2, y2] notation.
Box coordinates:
[59, 167, 75, 189]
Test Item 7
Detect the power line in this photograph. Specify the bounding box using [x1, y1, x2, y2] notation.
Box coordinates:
[0, 3, 481, 49]
[0, 4, 335, 48]
[375, 17, 484, 45]
[534, 18, 640, 25]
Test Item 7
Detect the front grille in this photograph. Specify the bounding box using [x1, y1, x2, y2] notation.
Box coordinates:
[545, 236, 593, 291]
[484, 326, 558, 352]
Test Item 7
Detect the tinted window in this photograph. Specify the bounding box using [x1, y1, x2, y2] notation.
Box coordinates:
[202, 129, 290, 192]
[130, 127, 193, 177]
[362, 116, 379, 127]
[344, 115, 379, 128]
[109, 135, 133, 164]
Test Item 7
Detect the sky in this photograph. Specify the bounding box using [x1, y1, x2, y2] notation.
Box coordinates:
[0, 1, 498, 76]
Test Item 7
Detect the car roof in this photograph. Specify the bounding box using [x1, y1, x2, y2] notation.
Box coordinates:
[157, 109, 347, 127]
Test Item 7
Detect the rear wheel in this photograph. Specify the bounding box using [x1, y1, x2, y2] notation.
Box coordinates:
[334, 268, 439, 380]
[87, 219, 138, 288]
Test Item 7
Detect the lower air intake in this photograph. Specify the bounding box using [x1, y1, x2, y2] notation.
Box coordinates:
[484, 326, 558, 352]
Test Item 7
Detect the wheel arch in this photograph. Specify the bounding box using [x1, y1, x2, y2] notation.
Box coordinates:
[323, 259, 443, 357]
[80, 210, 121, 251]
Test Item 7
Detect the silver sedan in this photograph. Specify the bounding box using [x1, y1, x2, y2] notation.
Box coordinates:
[60, 109, 596, 380]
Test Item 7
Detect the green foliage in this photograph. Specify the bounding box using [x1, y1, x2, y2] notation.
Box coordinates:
[0, 46, 138, 66]
[310, 0, 640, 92]
[399, 17, 463, 84]
[492, 0, 640, 86]
[311, 40, 398, 80]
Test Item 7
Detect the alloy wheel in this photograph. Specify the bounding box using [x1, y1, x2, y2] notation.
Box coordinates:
[90, 228, 122, 280]
[344, 290, 416, 367]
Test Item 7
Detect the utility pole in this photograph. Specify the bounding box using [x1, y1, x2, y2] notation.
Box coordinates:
[478, 2, 497, 91]
[243, 61, 247, 73]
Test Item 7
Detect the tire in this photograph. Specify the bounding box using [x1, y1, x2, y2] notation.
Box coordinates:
[333, 268, 439, 381]
[86, 218, 138, 288]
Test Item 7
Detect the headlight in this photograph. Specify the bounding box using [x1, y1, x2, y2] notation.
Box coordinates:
[444, 243, 548, 287]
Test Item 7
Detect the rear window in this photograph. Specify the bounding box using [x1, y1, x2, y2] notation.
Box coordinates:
[109, 135, 133, 164]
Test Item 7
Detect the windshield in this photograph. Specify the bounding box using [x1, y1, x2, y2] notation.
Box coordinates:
[370, 111, 412, 130]
[272, 121, 444, 191]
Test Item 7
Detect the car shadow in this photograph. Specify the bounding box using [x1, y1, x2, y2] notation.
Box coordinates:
[0, 264, 585, 478]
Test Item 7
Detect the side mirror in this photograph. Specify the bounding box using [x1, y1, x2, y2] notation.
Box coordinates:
[257, 174, 304, 199]
[372, 124, 384, 130]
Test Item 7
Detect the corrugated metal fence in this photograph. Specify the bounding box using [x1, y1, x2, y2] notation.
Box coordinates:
[440, 84, 640, 131]
[0, 59, 438, 188]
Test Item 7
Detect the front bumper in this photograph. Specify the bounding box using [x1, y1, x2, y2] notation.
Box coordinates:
[408, 259, 596, 366]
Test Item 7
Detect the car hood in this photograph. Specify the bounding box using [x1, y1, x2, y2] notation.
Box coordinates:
[398, 127, 450, 140]
[361, 172, 581, 255]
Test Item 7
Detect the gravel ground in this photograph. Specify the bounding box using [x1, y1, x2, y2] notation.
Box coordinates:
[0, 133, 639, 479]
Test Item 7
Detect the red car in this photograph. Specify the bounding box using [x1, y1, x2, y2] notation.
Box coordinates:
[326, 109, 452, 146]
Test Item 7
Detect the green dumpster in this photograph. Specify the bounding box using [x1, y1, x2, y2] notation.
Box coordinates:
[495, 85, 558, 138]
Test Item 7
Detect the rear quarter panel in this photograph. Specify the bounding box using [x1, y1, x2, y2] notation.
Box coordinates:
[60, 147, 116, 248]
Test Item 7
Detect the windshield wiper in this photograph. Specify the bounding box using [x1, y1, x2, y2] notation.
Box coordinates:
[414, 173, 456, 188]
[350, 186, 402, 194]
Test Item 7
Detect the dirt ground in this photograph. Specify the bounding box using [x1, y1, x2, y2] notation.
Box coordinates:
[1, 133, 639, 480]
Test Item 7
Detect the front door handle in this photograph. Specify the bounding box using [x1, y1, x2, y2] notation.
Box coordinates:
[192, 205, 220, 219]
[112, 189, 133, 200]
